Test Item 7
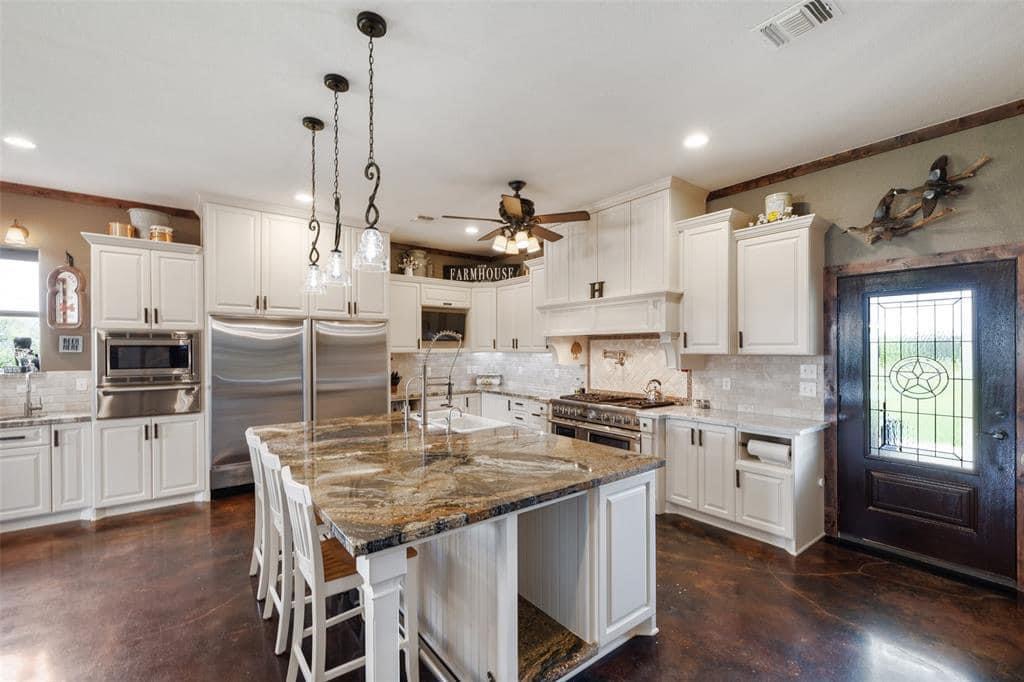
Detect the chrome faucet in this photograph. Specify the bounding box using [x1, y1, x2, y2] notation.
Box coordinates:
[444, 406, 464, 435]
[403, 330, 464, 431]
[23, 372, 43, 418]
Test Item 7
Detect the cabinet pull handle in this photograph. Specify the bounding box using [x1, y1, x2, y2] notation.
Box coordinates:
[492, 339, 496, 350]
[507, 399, 511, 411]
[54, 429, 60, 447]
[144, 308, 149, 324]
[442, 302, 452, 306]
[736, 470, 741, 488]
[144, 424, 150, 441]
[154, 423, 159, 439]
[682, 332, 687, 349]
[354, 301, 358, 315]
[154, 308, 159, 324]
[0, 435, 26, 441]
[698, 429, 703, 447]
[256, 295, 261, 311]
[263, 295, 267, 310]
[690, 429, 694, 446]
[738, 331, 744, 349]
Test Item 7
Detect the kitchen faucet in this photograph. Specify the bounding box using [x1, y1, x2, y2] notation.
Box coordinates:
[444, 406, 464, 435]
[23, 371, 43, 418]
[403, 330, 464, 431]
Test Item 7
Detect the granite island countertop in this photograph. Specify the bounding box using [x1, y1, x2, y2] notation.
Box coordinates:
[254, 413, 662, 556]
[0, 413, 92, 429]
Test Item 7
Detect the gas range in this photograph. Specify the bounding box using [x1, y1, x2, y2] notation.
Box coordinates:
[549, 391, 675, 432]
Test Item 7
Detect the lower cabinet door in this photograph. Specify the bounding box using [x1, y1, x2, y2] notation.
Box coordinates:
[52, 423, 91, 512]
[597, 472, 656, 645]
[95, 418, 152, 508]
[462, 393, 482, 416]
[480, 393, 511, 422]
[698, 424, 737, 520]
[664, 420, 699, 509]
[736, 468, 792, 537]
[0, 446, 51, 521]
[152, 415, 204, 498]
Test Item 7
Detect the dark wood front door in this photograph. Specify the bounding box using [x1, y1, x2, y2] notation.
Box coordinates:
[837, 260, 1017, 580]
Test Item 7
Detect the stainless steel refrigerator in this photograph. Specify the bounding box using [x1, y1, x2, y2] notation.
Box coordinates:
[209, 317, 388, 490]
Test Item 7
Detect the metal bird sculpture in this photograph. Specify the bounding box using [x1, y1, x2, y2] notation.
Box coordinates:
[920, 155, 965, 217]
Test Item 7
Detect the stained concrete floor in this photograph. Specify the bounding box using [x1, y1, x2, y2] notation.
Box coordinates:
[1, 492, 1021, 681]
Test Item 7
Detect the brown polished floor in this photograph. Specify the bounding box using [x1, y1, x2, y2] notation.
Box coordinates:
[1, 493, 1022, 681]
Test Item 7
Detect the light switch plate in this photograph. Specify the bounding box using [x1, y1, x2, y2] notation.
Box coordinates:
[800, 364, 817, 379]
[76, 378, 89, 391]
[721, 378, 731, 390]
[799, 381, 817, 397]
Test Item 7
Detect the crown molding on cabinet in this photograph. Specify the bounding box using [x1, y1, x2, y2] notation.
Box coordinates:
[675, 208, 753, 232]
[194, 192, 383, 231]
[587, 176, 708, 213]
[732, 213, 831, 240]
[81, 231, 203, 255]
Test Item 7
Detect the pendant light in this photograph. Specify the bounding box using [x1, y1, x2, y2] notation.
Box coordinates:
[301, 116, 327, 295]
[324, 73, 351, 287]
[353, 11, 389, 272]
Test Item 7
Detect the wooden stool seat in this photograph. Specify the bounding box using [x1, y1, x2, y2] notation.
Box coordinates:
[321, 539, 357, 581]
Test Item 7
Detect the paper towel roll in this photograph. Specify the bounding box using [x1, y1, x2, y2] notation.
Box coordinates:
[747, 439, 790, 464]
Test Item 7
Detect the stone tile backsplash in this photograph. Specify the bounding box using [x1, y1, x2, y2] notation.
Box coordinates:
[0, 371, 92, 418]
[689, 355, 825, 420]
[588, 337, 691, 399]
[390, 351, 585, 399]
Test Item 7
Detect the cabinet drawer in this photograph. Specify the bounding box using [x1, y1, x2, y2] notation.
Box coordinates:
[0, 426, 49, 450]
[420, 284, 471, 308]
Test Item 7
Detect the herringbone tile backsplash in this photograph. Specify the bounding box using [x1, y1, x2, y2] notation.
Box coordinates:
[588, 337, 690, 399]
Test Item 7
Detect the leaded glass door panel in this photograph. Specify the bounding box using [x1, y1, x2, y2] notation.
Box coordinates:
[837, 260, 1016, 581]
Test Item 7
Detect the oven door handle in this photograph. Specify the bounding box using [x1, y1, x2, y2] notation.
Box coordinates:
[98, 384, 199, 393]
[549, 417, 641, 441]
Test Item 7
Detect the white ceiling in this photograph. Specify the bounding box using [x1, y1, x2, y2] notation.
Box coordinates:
[2, 1, 1023, 254]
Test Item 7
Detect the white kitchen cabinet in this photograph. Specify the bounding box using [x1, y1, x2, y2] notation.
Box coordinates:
[596, 471, 656, 645]
[468, 287, 496, 351]
[595, 203, 630, 298]
[697, 424, 736, 521]
[526, 262, 547, 350]
[260, 213, 310, 317]
[678, 209, 749, 355]
[455, 393, 482, 416]
[481, 392, 513, 423]
[421, 283, 471, 309]
[664, 420, 699, 510]
[94, 418, 152, 508]
[51, 423, 90, 512]
[0, 442, 51, 521]
[495, 284, 522, 351]
[86, 235, 203, 331]
[567, 221, 597, 302]
[735, 215, 826, 355]
[389, 279, 421, 351]
[204, 203, 261, 315]
[543, 226, 569, 305]
[509, 396, 547, 430]
[312, 228, 389, 320]
[736, 467, 791, 537]
[628, 191, 668, 295]
[152, 415, 204, 498]
[352, 229, 390, 319]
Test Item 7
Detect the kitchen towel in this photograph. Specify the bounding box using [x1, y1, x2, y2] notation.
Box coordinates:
[747, 439, 791, 464]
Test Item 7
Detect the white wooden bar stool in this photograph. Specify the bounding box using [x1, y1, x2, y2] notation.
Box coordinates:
[281, 465, 420, 682]
[245, 428, 270, 602]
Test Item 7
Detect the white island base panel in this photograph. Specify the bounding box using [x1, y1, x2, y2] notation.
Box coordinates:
[415, 470, 658, 681]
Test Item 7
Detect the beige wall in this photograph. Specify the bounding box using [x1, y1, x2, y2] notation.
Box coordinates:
[707, 115, 1024, 266]
[0, 191, 200, 371]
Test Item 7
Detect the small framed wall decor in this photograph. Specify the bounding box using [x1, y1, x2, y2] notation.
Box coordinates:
[47, 252, 87, 329]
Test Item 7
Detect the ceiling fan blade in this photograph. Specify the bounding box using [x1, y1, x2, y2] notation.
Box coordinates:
[501, 194, 524, 219]
[441, 215, 504, 224]
[476, 227, 506, 242]
[533, 210, 590, 224]
[529, 225, 564, 242]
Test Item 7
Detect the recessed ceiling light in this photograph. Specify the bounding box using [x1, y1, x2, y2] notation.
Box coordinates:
[683, 132, 709, 149]
[3, 135, 36, 149]
[294, 192, 313, 203]
[465, 225, 479, 235]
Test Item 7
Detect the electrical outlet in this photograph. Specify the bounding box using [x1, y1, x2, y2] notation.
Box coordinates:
[800, 364, 817, 379]
[721, 378, 731, 391]
[799, 381, 817, 398]
[76, 378, 89, 391]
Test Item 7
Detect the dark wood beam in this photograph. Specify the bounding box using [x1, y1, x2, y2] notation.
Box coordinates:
[708, 99, 1024, 202]
[0, 181, 199, 220]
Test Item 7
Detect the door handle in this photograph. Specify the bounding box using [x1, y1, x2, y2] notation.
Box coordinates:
[690, 429, 694, 446]
[144, 424, 150, 441]
[0, 435, 26, 441]
[256, 295, 261, 311]
[154, 423, 160, 439]
[144, 307, 149, 324]
[738, 331, 744, 349]
[698, 429, 703, 447]
[683, 331, 687, 349]
[263, 295, 267, 310]
[353, 301, 358, 315]
[153, 308, 159, 324]
[54, 430, 60, 447]
[983, 430, 1008, 440]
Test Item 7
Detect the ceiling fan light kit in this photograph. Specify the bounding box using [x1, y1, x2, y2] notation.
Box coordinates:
[491, 233, 508, 253]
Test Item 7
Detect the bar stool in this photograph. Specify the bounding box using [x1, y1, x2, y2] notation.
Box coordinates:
[244, 428, 270, 602]
[280, 465, 420, 682]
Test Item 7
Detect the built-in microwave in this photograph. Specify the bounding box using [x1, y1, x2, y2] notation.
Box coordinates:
[421, 308, 467, 346]
[97, 331, 198, 386]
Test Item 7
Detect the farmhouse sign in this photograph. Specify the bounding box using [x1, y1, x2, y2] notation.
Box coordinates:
[443, 264, 522, 282]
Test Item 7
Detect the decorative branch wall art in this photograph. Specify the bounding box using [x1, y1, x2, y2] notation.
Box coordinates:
[844, 154, 991, 244]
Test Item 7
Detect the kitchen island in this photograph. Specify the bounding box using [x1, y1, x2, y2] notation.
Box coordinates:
[254, 413, 663, 681]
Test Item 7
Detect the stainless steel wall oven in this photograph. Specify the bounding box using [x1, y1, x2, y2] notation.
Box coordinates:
[95, 331, 200, 419]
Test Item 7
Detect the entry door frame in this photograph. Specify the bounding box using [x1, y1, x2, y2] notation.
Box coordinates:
[823, 242, 1024, 588]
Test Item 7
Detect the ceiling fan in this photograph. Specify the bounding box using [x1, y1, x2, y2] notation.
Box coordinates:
[443, 180, 591, 255]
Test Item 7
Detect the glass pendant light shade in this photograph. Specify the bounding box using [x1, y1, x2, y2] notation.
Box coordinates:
[325, 249, 351, 286]
[303, 263, 327, 294]
[492, 233, 508, 252]
[526, 236, 541, 254]
[353, 227, 387, 272]
[514, 230, 529, 251]
[504, 238, 518, 255]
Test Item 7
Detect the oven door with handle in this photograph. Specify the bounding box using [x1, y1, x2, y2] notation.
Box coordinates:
[550, 420, 581, 440]
[586, 429, 640, 452]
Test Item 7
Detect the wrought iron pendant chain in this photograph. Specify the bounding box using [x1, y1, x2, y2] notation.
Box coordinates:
[332, 89, 342, 249]
[363, 33, 380, 231]
[302, 116, 324, 265]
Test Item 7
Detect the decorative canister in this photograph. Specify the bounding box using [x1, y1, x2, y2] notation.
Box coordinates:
[149, 225, 174, 242]
[107, 222, 135, 238]
[764, 192, 792, 221]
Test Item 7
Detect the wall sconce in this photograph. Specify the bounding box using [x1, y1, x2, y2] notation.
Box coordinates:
[4, 219, 29, 245]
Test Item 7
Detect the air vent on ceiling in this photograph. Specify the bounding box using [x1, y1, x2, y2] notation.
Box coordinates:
[753, 0, 842, 48]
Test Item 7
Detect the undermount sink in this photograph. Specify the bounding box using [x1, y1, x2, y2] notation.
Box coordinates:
[412, 410, 506, 434]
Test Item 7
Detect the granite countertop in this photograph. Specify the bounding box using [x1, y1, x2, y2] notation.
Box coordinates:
[390, 388, 553, 403]
[0, 413, 92, 429]
[646, 406, 827, 438]
[254, 413, 662, 556]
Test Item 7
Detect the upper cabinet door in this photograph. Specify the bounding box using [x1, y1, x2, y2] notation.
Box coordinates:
[528, 265, 546, 350]
[204, 204, 261, 315]
[261, 213, 310, 317]
[93, 245, 151, 329]
[469, 286, 496, 351]
[567, 220, 597, 302]
[543, 226, 569, 305]
[628, 192, 668, 295]
[596, 203, 629, 298]
[353, 228, 389, 319]
[736, 228, 811, 354]
[514, 281, 533, 350]
[682, 222, 734, 354]
[151, 252, 203, 330]
[495, 285, 517, 351]
[309, 227, 352, 319]
[388, 280, 420, 352]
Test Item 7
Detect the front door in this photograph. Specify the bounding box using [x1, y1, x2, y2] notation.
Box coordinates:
[837, 260, 1016, 580]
